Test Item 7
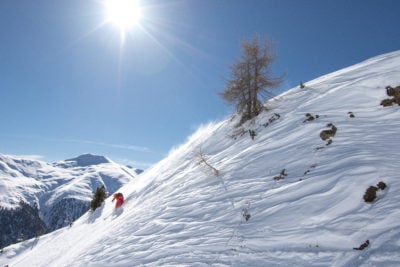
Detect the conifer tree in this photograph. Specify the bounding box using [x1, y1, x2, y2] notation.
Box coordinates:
[90, 186, 107, 211]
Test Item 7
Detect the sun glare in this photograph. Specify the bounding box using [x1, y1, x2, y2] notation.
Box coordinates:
[105, 0, 142, 31]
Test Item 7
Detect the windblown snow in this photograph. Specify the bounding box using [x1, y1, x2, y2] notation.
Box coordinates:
[1, 51, 400, 266]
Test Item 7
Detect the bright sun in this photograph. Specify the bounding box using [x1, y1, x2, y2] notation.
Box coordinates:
[105, 0, 142, 31]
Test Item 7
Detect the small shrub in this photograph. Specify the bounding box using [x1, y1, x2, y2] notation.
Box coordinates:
[381, 85, 400, 106]
[380, 98, 394, 106]
[320, 123, 337, 141]
[304, 164, 317, 175]
[242, 208, 251, 222]
[249, 129, 257, 140]
[35, 230, 45, 238]
[386, 85, 400, 98]
[353, 240, 370, 250]
[195, 148, 220, 176]
[363, 181, 387, 203]
[304, 113, 314, 122]
[262, 113, 281, 127]
[230, 127, 247, 140]
[376, 181, 387, 190]
[274, 169, 287, 181]
[90, 186, 107, 211]
[303, 113, 320, 123]
[363, 186, 378, 202]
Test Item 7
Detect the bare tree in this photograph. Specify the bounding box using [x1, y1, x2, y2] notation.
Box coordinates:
[220, 35, 284, 125]
[195, 148, 219, 177]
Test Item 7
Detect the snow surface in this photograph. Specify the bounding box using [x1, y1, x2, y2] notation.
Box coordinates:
[1, 51, 400, 266]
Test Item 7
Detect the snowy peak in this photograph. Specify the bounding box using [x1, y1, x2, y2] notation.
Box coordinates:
[126, 165, 144, 175]
[0, 154, 45, 179]
[59, 153, 110, 168]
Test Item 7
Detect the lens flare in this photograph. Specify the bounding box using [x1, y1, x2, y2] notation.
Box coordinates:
[105, 0, 142, 31]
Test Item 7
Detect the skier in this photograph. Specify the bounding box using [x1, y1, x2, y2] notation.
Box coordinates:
[111, 192, 124, 208]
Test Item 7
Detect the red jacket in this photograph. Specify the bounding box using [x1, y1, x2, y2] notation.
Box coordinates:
[112, 193, 124, 208]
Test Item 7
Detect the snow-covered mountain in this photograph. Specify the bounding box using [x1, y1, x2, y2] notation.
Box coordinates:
[0, 153, 136, 246]
[1, 51, 400, 266]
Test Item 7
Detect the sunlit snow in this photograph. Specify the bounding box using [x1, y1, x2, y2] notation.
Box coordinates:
[1, 51, 400, 266]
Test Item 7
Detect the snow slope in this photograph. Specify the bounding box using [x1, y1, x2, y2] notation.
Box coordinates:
[1, 51, 400, 266]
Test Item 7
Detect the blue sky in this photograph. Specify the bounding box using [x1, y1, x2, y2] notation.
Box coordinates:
[1, 0, 400, 168]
